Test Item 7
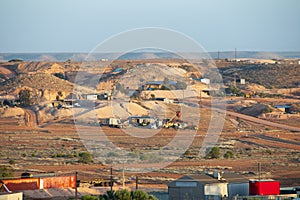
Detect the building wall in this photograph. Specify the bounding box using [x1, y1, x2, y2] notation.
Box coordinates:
[0, 192, 23, 200]
[228, 182, 249, 197]
[249, 181, 280, 195]
[204, 183, 228, 197]
[41, 176, 76, 189]
[2, 176, 76, 191]
[168, 181, 204, 200]
[2, 178, 39, 191]
[86, 95, 97, 101]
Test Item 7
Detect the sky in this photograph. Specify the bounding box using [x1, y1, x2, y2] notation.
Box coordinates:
[0, 0, 299, 53]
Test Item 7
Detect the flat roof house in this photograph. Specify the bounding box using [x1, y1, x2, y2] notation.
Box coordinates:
[168, 172, 249, 200]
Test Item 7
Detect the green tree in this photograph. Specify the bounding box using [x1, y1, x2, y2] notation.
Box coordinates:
[131, 190, 149, 200]
[82, 195, 99, 200]
[148, 195, 158, 200]
[206, 147, 220, 159]
[100, 190, 116, 200]
[78, 152, 93, 164]
[19, 89, 32, 106]
[224, 150, 234, 159]
[115, 189, 131, 200]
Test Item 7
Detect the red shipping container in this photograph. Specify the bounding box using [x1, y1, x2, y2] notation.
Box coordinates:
[249, 180, 280, 195]
[41, 176, 76, 189]
[2, 178, 39, 191]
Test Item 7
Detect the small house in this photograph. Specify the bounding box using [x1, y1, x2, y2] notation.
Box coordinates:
[143, 81, 177, 90]
[168, 172, 249, 200]
[274, 105, 291, 113]
[200, 78, 210, 85]
[168, 174, 227, 200]
[129, 116, 156, 127]
[83, 94, 98, 101]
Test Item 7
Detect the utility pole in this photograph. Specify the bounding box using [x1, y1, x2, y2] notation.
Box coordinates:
[122, 163, 125, 189]
[75, 171, 78, 200]
[258, 162, 261, 180]
[110, 166, 113, 191]
[234, 48, 237, 62]
[233, 73, 237, 87]
[136, 176, 138, 190]
[199, 89, 202, 106]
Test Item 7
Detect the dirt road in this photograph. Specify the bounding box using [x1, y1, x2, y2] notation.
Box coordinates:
[223, 109, 300, 132]
[0, 66, 16, 79]
[24, 108, 38, 128]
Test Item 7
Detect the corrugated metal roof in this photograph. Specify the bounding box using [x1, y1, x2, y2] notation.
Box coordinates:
[222, 173, 249, 183]
[147, 81, 177, 85]
[169, 173, 249, 185]
[275, 105, 291, 109]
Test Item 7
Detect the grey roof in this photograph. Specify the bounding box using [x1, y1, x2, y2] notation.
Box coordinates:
[170, 174, 220, 185]
[146, 81, 177, 85]
[169, 173, 249, 186]
[222, 173, 249, 183]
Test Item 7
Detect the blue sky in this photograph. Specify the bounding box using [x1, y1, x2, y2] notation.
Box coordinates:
[0, 0, 299, 52]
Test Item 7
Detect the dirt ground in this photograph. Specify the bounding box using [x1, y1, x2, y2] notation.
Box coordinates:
[0, 98, 300, 190]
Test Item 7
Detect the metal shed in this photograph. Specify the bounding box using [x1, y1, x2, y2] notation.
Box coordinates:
[168, 172, 249, 200]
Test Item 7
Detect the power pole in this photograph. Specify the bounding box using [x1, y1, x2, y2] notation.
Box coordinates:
[258, 162, 261, 180]
[110, 166, 113, 191]
[75, 172, 78, 200]
[136, 176, 138, 190]
[122, 163, 125, 189]
[234, 48, 237, 62]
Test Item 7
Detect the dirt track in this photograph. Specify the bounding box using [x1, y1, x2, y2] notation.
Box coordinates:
[224, 109, 300, 132]
[24, 108, 38, 128]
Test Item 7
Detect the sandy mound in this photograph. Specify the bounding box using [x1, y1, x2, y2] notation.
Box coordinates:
[240, 103, 271, 117]
[141, 90, 206, 99]
[246, 83, 266, 92]
[16, 62, 65, 74]
[0, 107, 24, 118]
[77, 102, 149, 122]
[36, 104, 76, 123]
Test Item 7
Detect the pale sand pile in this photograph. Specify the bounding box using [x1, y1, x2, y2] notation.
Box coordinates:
[246, 83, 266, 92]
[141, 90, 209, 99]
[77, 102, 149, 121]
[0, 107, 24, 118]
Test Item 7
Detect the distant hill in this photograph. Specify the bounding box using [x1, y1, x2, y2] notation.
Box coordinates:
[1, 51, 300, 62]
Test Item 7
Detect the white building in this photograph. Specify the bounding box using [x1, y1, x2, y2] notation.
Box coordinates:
[168, 172, 249, 200]
[201, 78, 210, 85]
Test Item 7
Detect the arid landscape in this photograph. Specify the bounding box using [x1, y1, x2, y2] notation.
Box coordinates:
[0, 55, 300, 199]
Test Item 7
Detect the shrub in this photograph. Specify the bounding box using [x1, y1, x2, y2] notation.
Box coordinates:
[9, 159, 16, 165]
[224, 150, 234, 159]
[115, 189, 131, 200]
[78, 152, 93, 164]
[81, 195, 99, 200]
[131, 190, 149, 200]
[107, 152, 119, 157]
[266, 149, 272, 155]
[206, 147, 220, 159]
[0, 166, 13, 178]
